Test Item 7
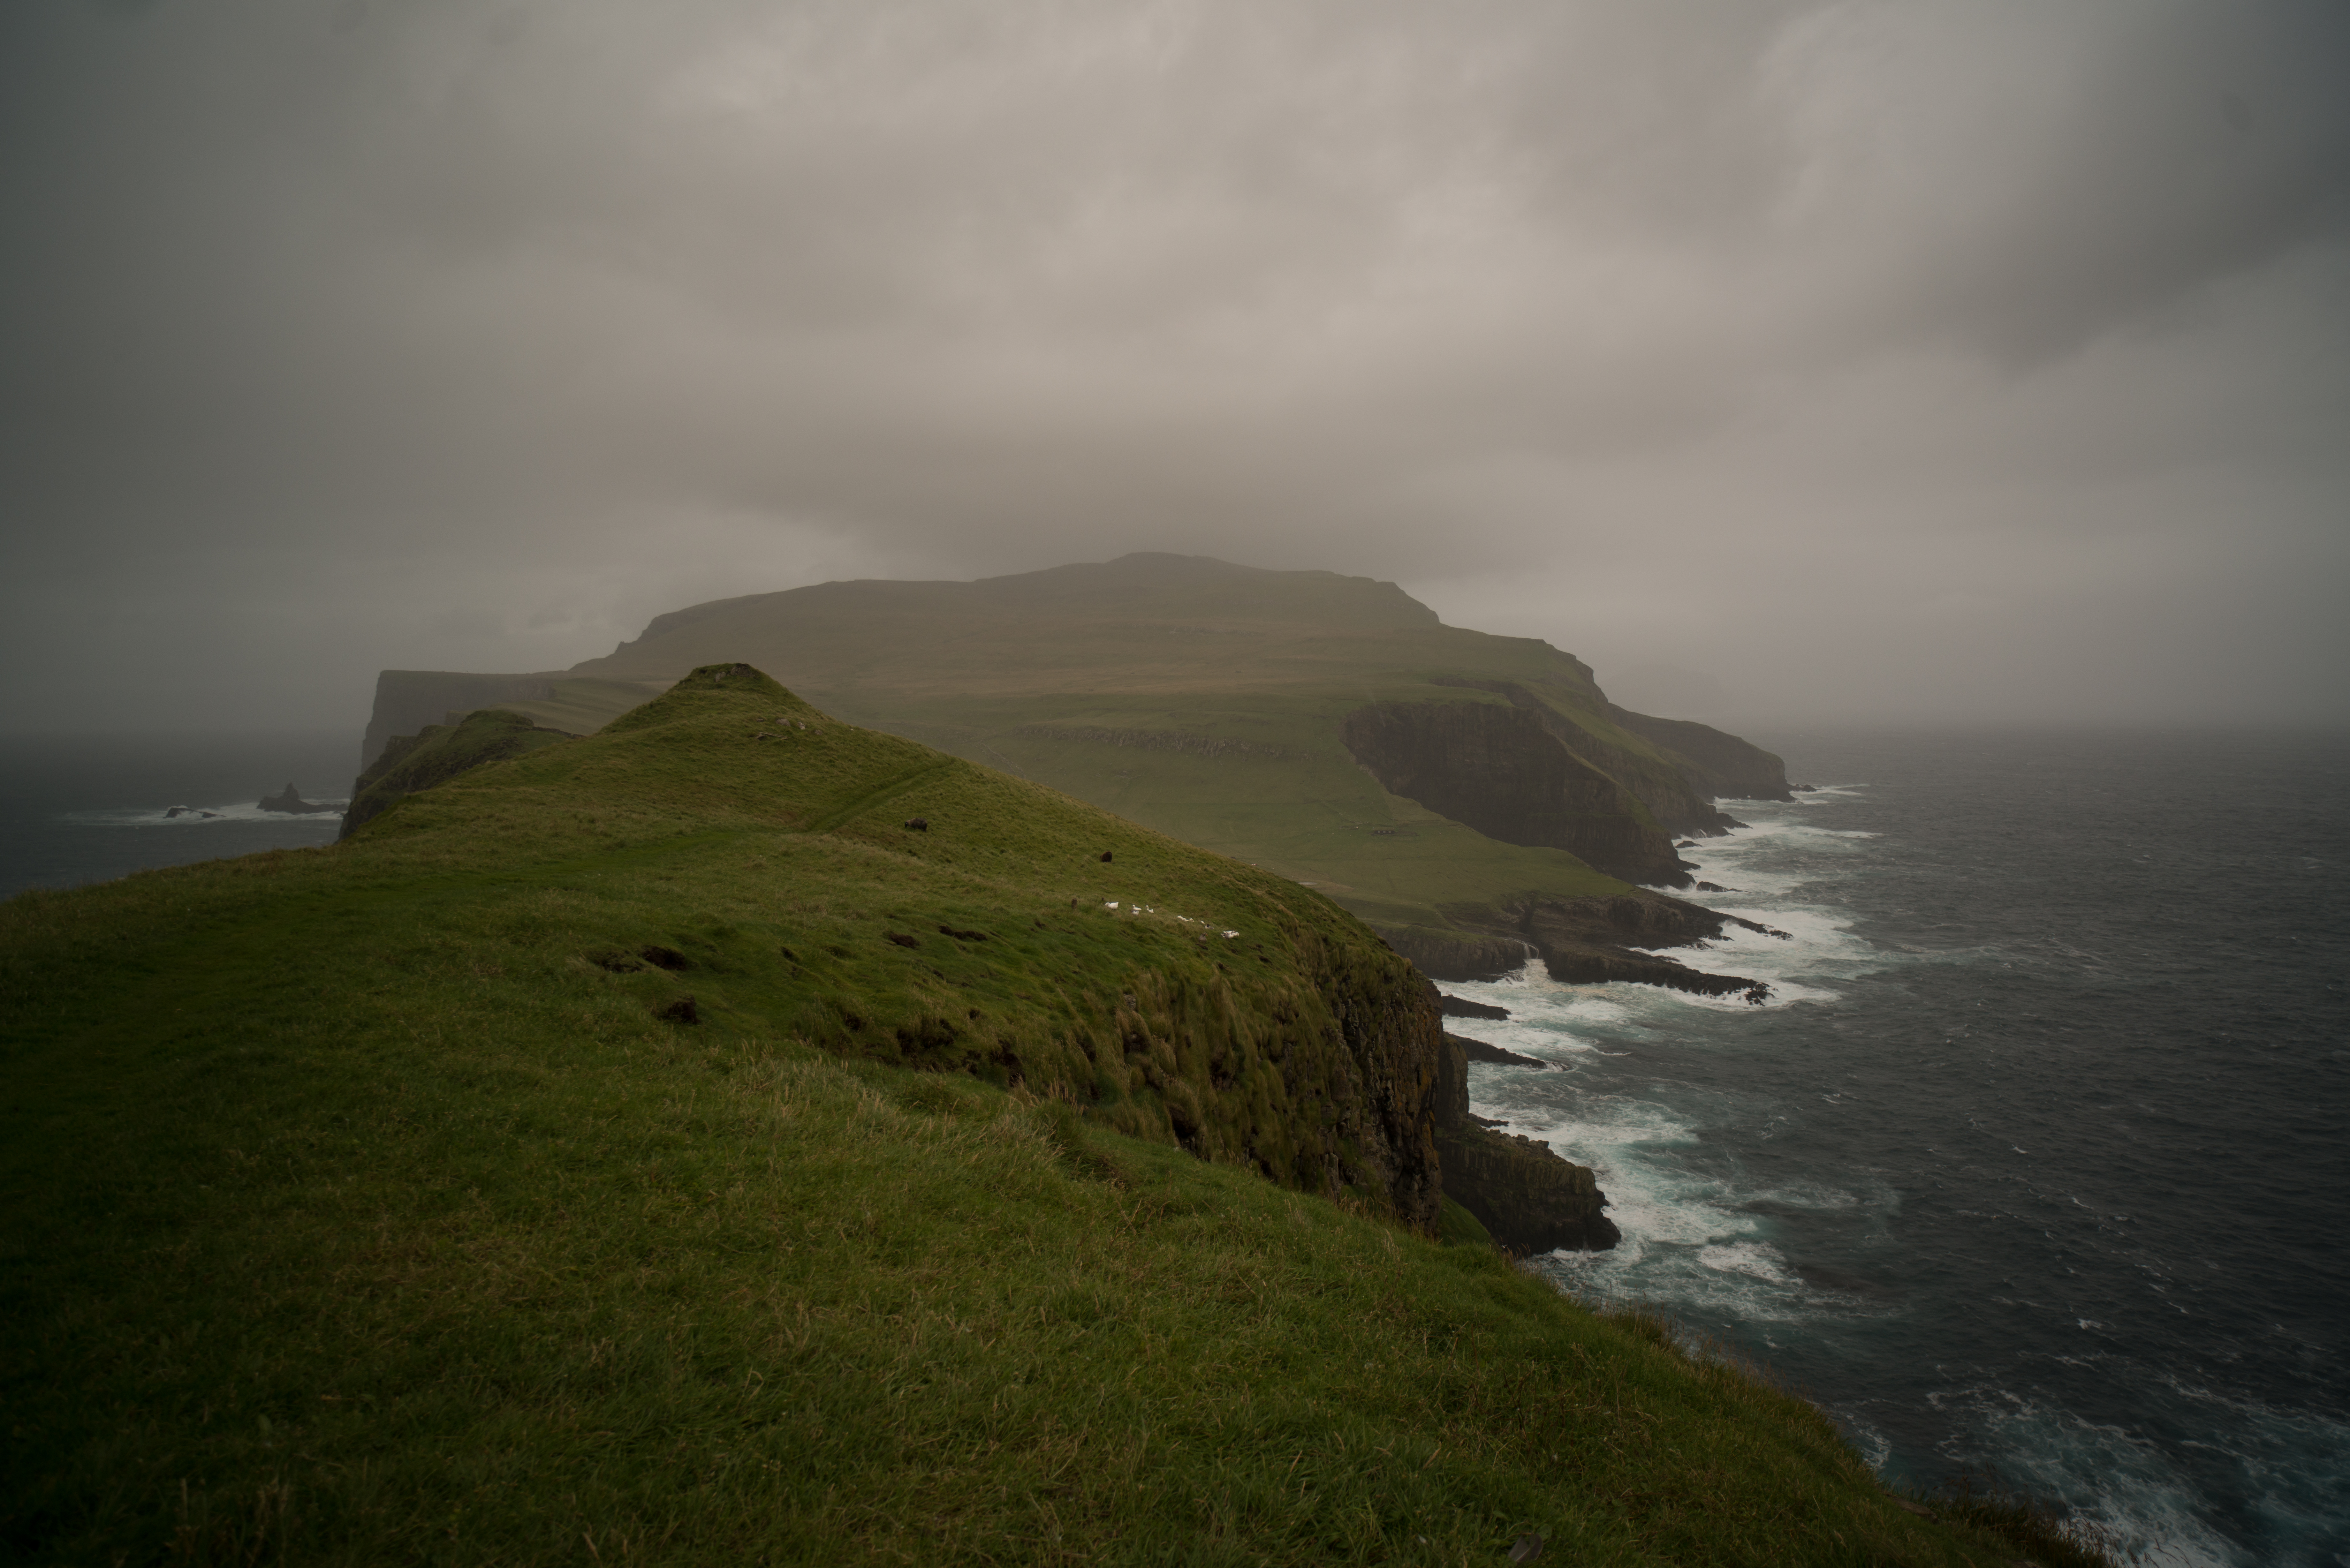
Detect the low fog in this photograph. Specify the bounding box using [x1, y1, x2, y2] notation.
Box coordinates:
[4, 0, 2345, 733]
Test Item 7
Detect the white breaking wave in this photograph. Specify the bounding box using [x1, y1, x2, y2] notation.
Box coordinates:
[63, 800, 348, 830]
[1696, 1240, 1798, 1284]
[1928, 1386, 2246, 1567]
[1443, 770, 2335, 1566]
[1438, 786, 1909, 1335]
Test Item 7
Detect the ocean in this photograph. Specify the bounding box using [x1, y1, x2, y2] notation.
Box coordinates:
[3, 727, 2344, 1562]
[1446, 728, 2350, 1567]
[0, 733, 356, 901]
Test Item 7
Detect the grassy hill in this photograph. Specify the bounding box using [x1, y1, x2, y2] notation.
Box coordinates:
[0, 667, 2103, 1565]
[372, 556, 1790, 955]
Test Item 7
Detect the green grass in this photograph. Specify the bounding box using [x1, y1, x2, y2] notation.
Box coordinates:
[1, 667, 2106, 1565]
[2, 1048, 2100, 1567]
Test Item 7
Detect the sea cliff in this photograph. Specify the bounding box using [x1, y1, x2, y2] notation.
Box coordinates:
[1430, 1031, 1619, 1254]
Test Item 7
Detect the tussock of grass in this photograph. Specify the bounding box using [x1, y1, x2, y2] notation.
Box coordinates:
[1, 667, 2107, 1565]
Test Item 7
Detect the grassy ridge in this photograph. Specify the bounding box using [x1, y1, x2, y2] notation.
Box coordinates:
[2, 669, 2098, 1565]
[231, 666, 1444, 1209]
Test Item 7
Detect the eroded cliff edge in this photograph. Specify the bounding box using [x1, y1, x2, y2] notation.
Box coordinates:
[1380, 889, 1781, 1002]
[1341, 697, 1691, 886]
[1432, 1030, 1619, 1255]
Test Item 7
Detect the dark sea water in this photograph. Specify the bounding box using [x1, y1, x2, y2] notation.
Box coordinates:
[4, 728, 2345, 1561]
[1447, 729, 2350, 1567]
[0, 733, 355, 901]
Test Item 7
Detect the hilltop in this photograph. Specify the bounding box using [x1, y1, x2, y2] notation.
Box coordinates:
[0, 666, 2100, 1566]
[363, 555, 1793, 992]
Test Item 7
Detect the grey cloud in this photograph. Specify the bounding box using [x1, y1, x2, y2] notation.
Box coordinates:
[1755, 0, 2350, 364]
[2, 0, 2344, 732]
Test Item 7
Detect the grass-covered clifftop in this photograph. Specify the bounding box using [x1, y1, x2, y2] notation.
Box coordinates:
[344, 665, 1449, 1220]
[2, 667, 2100, 1565]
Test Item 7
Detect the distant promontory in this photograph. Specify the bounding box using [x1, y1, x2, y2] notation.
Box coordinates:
[353, 554, 1791, 999]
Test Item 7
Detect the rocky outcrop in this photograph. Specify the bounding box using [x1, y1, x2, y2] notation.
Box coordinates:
[1374, 925, 1533, 982]
[1456, 889, 1777, 1002]
[1431, 1033, 1618, 1254]
[257, 783, 339, 815]
[1438, 1127, 1620, 1254]
[1455, 1034, 1545, 1068]
[1439, 993, 1509, 1020]
[1340, 698, 1690, 886]
[1380, 893, 1774, 999]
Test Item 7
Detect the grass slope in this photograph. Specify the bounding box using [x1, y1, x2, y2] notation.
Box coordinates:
[3, 668, 2097, 1566]
[308, 668, 1445, 1209]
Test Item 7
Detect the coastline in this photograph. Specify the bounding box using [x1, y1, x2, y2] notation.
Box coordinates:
[1438, 734, 2350, 1568]
[6, 726, 2343, 1563]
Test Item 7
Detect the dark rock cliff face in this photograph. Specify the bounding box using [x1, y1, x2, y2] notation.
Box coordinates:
[1490, 890, 1775, 1000]
[1374, 926, 1533, 983]
[1432, 678, 1743, 839]
[1282, 936, 1450, 1233]
[847, 882, 1455, 1235]
[1603, 705, 1793, 803]
[1340, 699, 1690, 886]
[1431, 1033, 1619, 1254]
[1376, 891, 1777, 999]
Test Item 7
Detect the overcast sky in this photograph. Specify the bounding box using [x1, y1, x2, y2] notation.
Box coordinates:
[4, 0, 2345, 735]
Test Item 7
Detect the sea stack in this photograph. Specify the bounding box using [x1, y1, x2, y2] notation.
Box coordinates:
[256, 782, 338, 815]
